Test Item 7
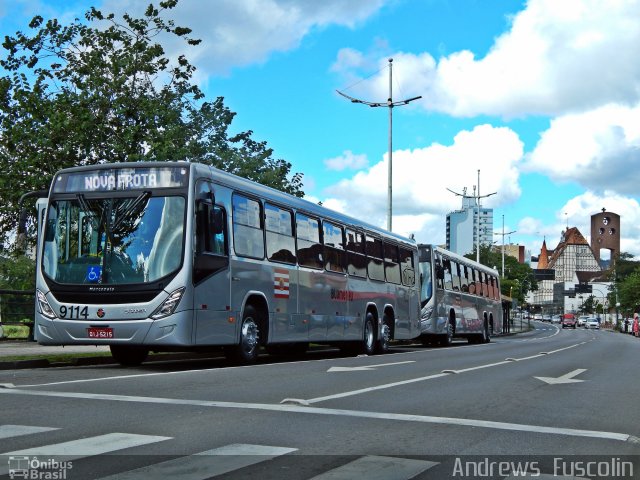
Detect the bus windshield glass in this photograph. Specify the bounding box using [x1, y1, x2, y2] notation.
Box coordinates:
[419, 261, 433, 307]
[42, 195, 185, 285]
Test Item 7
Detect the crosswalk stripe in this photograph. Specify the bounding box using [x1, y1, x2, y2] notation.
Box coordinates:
[0, 425, 58, 439]
[309, 455, 438, 480]
[95, 444, 297, 479]
[0, 432, 171, 476]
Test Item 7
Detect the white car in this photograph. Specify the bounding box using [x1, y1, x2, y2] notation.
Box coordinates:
[577, 316, 589, 327]
[584, 317, 600, 329]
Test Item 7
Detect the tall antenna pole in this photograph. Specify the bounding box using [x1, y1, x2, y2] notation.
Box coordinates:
[337, 58, 422, 231]
[387, 59, 393, 231]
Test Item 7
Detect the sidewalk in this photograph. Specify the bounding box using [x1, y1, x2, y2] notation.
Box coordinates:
[0, 340, 113, 369]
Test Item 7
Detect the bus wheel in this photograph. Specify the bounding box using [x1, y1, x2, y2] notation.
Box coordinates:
[225, 306, 260, 363]
[110, 345, 148, 366]
[483, 322, 491, 343]
[362, 313, 376, 355]
[441, 321, 453, 347]
[375, 316, 391, 354]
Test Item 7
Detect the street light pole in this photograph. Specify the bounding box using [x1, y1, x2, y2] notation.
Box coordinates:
[495, 214, 516, 278]
[337, 58, 422, 231]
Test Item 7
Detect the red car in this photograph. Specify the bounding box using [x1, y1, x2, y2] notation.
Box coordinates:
[561, 314, 577, 329]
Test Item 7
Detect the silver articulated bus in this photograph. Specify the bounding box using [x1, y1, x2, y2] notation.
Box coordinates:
[418, 244, 503, 346]
[34, 162, 420, 365]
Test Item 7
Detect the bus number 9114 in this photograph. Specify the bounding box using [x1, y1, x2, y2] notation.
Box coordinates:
[59, 305, 89, 319]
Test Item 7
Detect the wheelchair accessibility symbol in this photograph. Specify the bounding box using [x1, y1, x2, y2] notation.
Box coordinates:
[86, 266, 102, 282]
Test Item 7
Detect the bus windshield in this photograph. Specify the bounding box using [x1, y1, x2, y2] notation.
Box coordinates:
[42, 195, 185, 285]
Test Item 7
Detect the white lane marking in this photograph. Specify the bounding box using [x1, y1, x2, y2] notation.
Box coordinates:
[535, 369, 587, 385]
[303, 342, 589, 404]
[0, 432, 171, 475]
[309, 455, 438, 480]
[0, 425, 58, 439]
[95, 444, 297, 480]
[328, 361, 415, 372]
[1, 432, 171, 457]
[0, 388, 635, 444]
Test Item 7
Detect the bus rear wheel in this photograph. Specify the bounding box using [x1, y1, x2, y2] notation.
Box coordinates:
[225, 306, 260, 364]
[375, 316, 391, 354]
[110, 345, 148, 366]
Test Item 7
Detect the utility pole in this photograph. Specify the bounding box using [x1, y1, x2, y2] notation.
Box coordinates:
[337, 58, 422, 231]
[495, 214, 516, 277]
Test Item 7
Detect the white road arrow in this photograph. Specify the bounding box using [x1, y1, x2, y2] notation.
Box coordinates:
[328, 360, 415, 372]
[535, 368, 587, 385]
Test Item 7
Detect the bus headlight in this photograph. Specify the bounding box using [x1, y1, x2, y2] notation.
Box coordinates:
[151, 287, 185, 320]
[36, 289, 57, 320]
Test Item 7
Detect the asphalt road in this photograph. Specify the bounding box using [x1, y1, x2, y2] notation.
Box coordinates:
[0, 323, 638, 479]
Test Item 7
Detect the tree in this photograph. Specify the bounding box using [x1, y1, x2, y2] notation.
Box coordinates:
[0, 0, 303, 247]
[616, 265, 640, 315]
[466, 244, 537, 302]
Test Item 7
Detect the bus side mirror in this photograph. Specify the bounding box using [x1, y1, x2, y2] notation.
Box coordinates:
[435, 265, 444, 280]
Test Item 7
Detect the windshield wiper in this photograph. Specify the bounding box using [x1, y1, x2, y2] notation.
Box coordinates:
[111, 191, 151, 232]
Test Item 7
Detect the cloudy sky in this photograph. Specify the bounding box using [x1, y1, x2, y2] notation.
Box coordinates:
[2, 0, 640, 260]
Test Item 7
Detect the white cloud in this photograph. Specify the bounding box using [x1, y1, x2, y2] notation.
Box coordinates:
[321, 124, 524, 243]
[333, 0, 640, 118]
[525, 103, 640, 195]
[103, 0, 387, 75]
[324, 150, 369, 171]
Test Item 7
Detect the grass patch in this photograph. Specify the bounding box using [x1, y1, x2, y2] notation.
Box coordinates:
[1, 325, 30, 339]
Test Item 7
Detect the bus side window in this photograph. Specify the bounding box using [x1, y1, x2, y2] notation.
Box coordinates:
[468, 268, 476, 295]
[400, 247, 415, 286]
[296, 213, 323, 269]
[232, 194, 264, 259]
[323, 221, 346, 273]
[366, 234, 385, 281]
[460, 265, 469, 292]
[384, 242, 401, 284]
[443, 259, 453, 290]
[265, 203, 296, 264]
[346, 229, 366, 277]
[450, 260, 461, 291]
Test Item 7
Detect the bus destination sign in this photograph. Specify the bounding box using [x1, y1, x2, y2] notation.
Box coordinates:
[53, 167, 189, 193]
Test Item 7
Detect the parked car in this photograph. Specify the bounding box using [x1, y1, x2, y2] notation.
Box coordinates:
[577, 316, 589, 327]
[533, 313, 543, 321]
[622, 318, 633, 334]
[561, 314, 576, 329]
[584, 317, 600, 329]
[551, 314, 562, 324]
[542, 314, 552, 322]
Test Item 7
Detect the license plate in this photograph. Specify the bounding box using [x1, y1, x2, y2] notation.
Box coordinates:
[87, 327, 113, 339]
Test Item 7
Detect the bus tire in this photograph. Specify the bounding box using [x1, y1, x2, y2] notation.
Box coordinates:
[483, 322, 491, 343]
[110, 345, 148, 366]
[361, 313, 376, 355]
[375, 315, 392, 354]
[225, 306, 260, 364]
[441, 320, 454, 346]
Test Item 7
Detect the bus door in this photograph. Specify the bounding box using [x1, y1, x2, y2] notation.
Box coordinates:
[263, 203, 301, 343]
[194, 183, 233, 345]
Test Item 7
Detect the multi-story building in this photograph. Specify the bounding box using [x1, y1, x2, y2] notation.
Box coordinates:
[529, 227, 604, 313]
[446, 194, 493, 256]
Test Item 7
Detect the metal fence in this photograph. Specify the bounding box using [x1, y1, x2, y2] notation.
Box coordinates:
[0, 289, 35, 340]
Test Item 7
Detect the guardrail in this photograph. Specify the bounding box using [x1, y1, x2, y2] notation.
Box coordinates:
[0, 289, 35, 341]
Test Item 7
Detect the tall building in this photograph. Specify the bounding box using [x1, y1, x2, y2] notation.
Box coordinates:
[529, 227, 602, 312]
[446, 193, 493, 256]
